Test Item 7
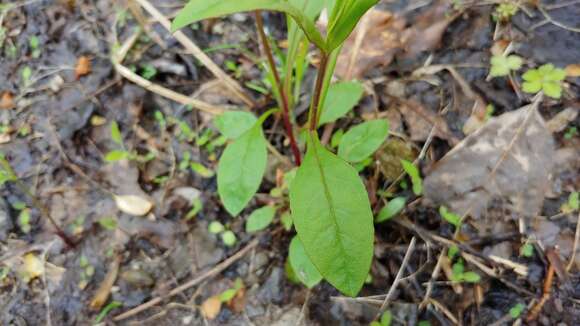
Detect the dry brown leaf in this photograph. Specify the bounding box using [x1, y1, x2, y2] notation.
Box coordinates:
[75, 56, 91, 79]
[397, 100, 455, 143]
[114, 194, 153, 216]
[201, 296, 222, 320]
[546, 107, 579, 133]
[0, 91, 15, 110]
[228, 286, 247, 313]
[565, 64, 580, 77]
[90, 255, 121, 310]
[424, 102, 555, 218]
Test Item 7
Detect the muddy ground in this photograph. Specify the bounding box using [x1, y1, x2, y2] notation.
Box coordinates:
[0, 0, 579, 325]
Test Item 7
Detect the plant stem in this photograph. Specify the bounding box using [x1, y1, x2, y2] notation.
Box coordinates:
[308, 53, 329, 131]
[254, 10, 302, 166]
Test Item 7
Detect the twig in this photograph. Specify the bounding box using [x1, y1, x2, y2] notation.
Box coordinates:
[295, 289, 311, 326]
[534, 5, 580, 33]
[374, 237, 417, 320]
[127, 0, 167, 49]
[113, 62, 225, 115]
[254, 10, 301, 166]
[567, 210, 580, 271]
[134, 0, 255, 108]
[113, 238, 259, 321]
[526, 255, 555, 321]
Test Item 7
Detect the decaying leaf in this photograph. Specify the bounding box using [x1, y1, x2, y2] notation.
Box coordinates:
[565, 64, 580, 77]
[201, 295, 222, 320]
[377, 139, 416, 181]
[398, 100, 454, 142]
[0, 91, 15, 110]
[424, 102, 555, 218]
[546, 107, 579, 133]
[75, 56, 91, 79]
[90, 255, 121, 310]
[20, 253, 44, 283]
[114, 194, 153, 216]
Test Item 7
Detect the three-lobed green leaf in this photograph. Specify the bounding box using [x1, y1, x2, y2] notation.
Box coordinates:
[214, 111, 257, 139]
[217, 124, 267, 216]
[338, 119, 389, 163]
[289, 133, 374, 297]
[288, 235, 322, 288]
[246, 206, 276, 232]
[172, 0, 326, 50]
[318, 81, 364, 126]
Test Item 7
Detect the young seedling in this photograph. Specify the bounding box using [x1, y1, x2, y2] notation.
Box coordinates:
[173, 0, 381, 297]
[493, 2, 518, 22]
[490, 54, 522, 77]
[522, 64, 566, 99]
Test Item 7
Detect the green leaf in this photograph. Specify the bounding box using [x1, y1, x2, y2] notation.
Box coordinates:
[318, 81, 364, 126]
[289, 236, 323, 288]
[217, 124, 267, 216]
[190, 162, 215, 178]
[110, 121, 122, 145]
[214, 111, 258, 139]
[376, 197, 406, 223]
[520, 243, 534, 257]
[219, 289, 238, 302]
[338, 119, 389, 163]
[400, 159, 422, 195]
[522, 79, 542, 94]
[439, 206, 461, 228]
[208, 221, 225, 234]
[221, 230, 237, 246]
[380, 311, 393, 326]
[462, 271, 481, 283]
[509, 303, 525, 318]
[543, 81, 562, 99]
[105, 150, 129, 162]
[490, 55, 522, 77]
[448, 245, 459, 260]
[327, 0, 379, 51]
[281, 211, 293, 231]
[97, 217, 118, 230]
[289, 133, 374, 297]
[569, 192, 579, 210]
[245, 206, 276, 232]
[172, 0, 327, 51]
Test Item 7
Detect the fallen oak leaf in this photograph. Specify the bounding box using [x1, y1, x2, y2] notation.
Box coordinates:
[114, 194, 153, 216]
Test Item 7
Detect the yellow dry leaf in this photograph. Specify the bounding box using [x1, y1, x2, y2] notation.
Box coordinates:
[75, 56, 91, 79]
[114, 195, 153, 216]
[565, 64, 580, 77]
[200, 296, 222, 320]
[21, 253, 44, 283]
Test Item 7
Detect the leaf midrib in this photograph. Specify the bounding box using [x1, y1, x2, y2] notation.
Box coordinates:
[308, 133, 355, 294]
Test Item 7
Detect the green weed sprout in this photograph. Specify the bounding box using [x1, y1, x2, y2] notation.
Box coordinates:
[522, 64, 566, 99]
[490, 54, 522, 77]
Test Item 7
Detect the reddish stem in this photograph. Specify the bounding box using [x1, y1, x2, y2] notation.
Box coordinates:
[308, 53, 329, 131]
[254, 11, 302, 166]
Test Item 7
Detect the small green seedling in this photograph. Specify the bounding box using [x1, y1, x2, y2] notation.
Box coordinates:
[451, 259, 481, 283]
[105, 121, 155, 163]
[245, 206, 276, 232]
[439, 206, 461, 228]
[509, 303, 526, 319]
[140, 64, 157, 80]
[490, 54, 522, 77]
[520, 242, 534, 258]
[561, 191, 579, 214]
[28, 36, 41, 58]
[564, 126, 578, 139]
[208, 221, 237, 247]
[98, 216, 118, 231]
[370, 311, 392, 326]
[21, 66, 33, 87]
[522, 64, 566, 99]
[401, 160, 423, 196]
[493, 2, 518, 22]
[376, 197, 406, 223]
[78, 255, 95, 289]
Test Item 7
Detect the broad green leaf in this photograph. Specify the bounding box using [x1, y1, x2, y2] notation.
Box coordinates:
[338, 119, 388, 163]
[172, 0, 327, 51]
[214, 111, 257, 139]
[327, 0, 378, 51]
[543, 81, 562, 99]
[105, 150, 129, 162]
[318, 81, 364, 126]
[245, 206, 276, 232]
[288, 236, 322, 288]
[400, 159, 422, 195]
[289, 133, 374, 297]
[217, 124, 267, 216]
[110, 121, 122, 145]
[376, 197, 406, 223]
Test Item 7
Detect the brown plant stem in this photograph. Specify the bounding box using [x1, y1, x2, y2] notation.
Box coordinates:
[254, 10, 302, 166]
[308, 53, 329, 131]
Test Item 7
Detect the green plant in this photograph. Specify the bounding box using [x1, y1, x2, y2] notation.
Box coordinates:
[451, 259, 481, 283]
[370, 311, 392, 326]
[490, 54, 522, 77]
[509, 303, 525, 319]
[522, 64, 566, 99]
[564, 126, 578, 139]
[376, 197, 406, 223]
[173, 0, 381, 297]
[105, 121, 155, 163]
[493, 2, 518, 22]
[209, 221, 238, 247]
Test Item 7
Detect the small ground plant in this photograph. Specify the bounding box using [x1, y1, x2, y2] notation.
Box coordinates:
[173, 0, 381, 296]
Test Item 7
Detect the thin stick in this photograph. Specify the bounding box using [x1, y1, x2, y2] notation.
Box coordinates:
[113, 239, 259, 321]
[255, 10, 301, 165]
[134, 0, 255, 107]
[374, 237, 417, 320]
[113, 62, 225, 115]
[567, 210, 580, 271]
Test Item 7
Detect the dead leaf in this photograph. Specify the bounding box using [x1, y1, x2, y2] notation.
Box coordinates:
[398, 100, 455, 143]
[0, 91, 15, 110]
[424, 102, 555, 218]
[20, 253, 44, 283]
[75, 56, 91, 79]
[565, 64, 580, 77]
[201, 296, 222, 320]
[377, 139, 417, 181]
[114, 194, 153, 216]
[335, 10, 405, 79]
[90, 255, 121, 310]
[546, 107, 579, 133]
[228, 286, 246, 313]
[0, 133, 11, 144]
